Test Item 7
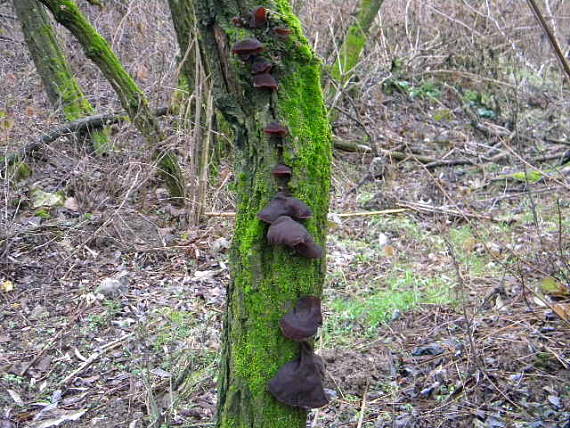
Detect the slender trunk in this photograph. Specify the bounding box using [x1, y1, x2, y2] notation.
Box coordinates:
[37, 0, 185, 200]
[12, 0, 110, 153]
[331, 0, 384, 83]
[195, 1, 332, 427]
[167, 0, 213, 222]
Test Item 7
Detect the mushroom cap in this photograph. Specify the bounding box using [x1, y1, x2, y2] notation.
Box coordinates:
[249, 6, 267, 28]
[258, 193, 312, 224]
[268, 343, 329, 409]
[280, 296, 322, 341]
[266, 216, 322, 259]
[232, 38, 264, 55]
[253, 72, 278, 90]
[264, 122, 288, 136]
[272, 164, 292, 177]
[251, 57, 273, 75]
[273, 26, 293, 38]
[266, 216, 310, 247]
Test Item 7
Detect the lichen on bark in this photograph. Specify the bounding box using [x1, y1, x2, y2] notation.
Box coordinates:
[195, 1, 332, 427]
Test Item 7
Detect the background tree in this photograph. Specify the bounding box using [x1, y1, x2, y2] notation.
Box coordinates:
[194, 1, 332, 426]
[37, 0, 186, 200]
[12, 0, 110, 153]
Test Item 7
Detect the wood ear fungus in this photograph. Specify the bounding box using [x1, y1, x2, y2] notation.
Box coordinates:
[253, 72, 278, 90]
[273, 26, 293, 39]
[232, 38, 264, 57]
[258, 193, 312, 224]
[264, 122, 288, 136]
[268, 342, 329, 409]
[266, 216, 323, 258]
[280, 296, 322, 341]
[272, 164, 292, 178]
[249, 6, 268, 28]
[251, 57, 273, 75]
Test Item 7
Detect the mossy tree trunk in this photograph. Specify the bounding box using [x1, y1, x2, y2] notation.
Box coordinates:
[195, 1, 332, 427]
[37, 0, 185, 200]
[12, 0, 110, 153]
[328, 0, 384, 117]
[167, 0, 197, 94]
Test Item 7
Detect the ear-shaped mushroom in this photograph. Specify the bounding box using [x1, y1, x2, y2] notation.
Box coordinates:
[267, 216, 309, 247]
[251, 57, 273, 75]
[232, 38, 264, 56]
[272, 164, 292, 178]
[280, 296, 322, 341]
[268, 342, 329, 409]
[253, 72, 278, 90]
[273, 26, 293, 39]
[249, 6, 268, 28]
[266, 216, 323, 258]
[258, 193, 312, 223]
[264, 122, 288, 136]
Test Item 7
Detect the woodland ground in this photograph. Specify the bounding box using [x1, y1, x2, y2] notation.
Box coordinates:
[1, 1, 569, 427]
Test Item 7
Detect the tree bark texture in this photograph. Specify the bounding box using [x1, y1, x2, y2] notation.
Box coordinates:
[12, 0, 109, 151]
[37, 0, 185, 199]
[195, 1, 332, 427]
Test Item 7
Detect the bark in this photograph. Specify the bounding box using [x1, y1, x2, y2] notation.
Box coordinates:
[195, 1, 332, 427]
[37, 0, 185, 199]
[12, 0, 109, 152]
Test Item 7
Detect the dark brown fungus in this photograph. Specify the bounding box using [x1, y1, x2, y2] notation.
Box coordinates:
[268, 343, 329, 409]
[251, 57, 273, 75]
[264, 122, 288, 136]
[253, 72, 278, 90]
[266, 216, 323, 258]
[258, 193, 312, 223]
[267, 216, 309, 247]
[272, 164, 292, 178]
[273, 26, 293, 38]
[294, 241, 324, 259]
[249, 6, 268, 28]
[280, 296, 322, 341]
[231, 38, 264, 56]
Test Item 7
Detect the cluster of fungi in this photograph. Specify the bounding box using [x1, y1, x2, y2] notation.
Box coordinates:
[231, 6, 329, 410]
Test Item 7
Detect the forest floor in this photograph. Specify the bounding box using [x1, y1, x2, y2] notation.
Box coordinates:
[1, 2, 570, 428]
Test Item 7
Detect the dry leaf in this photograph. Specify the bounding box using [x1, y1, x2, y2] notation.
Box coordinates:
[1, 280, 14, 292]
[384, 245, 396, 257]
[552, 303, 570, 321]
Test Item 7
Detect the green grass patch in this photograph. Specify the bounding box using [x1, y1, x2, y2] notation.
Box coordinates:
[323, 269, 455, 345]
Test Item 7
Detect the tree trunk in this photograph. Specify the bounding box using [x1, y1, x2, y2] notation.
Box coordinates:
[12, 0, 110, 153]
[331, 0, 384, 84]
[167, 0, 197, 93]
[37, 0, 185, 200]
[195, 1, 332, 427]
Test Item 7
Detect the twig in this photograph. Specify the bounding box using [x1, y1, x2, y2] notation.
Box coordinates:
[58, 333, 134, 387]
[1, 107, 172, 170]
[526, 0, 570, 81]
[19, 330, 64, 376]
[356, 381, 369, 428]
